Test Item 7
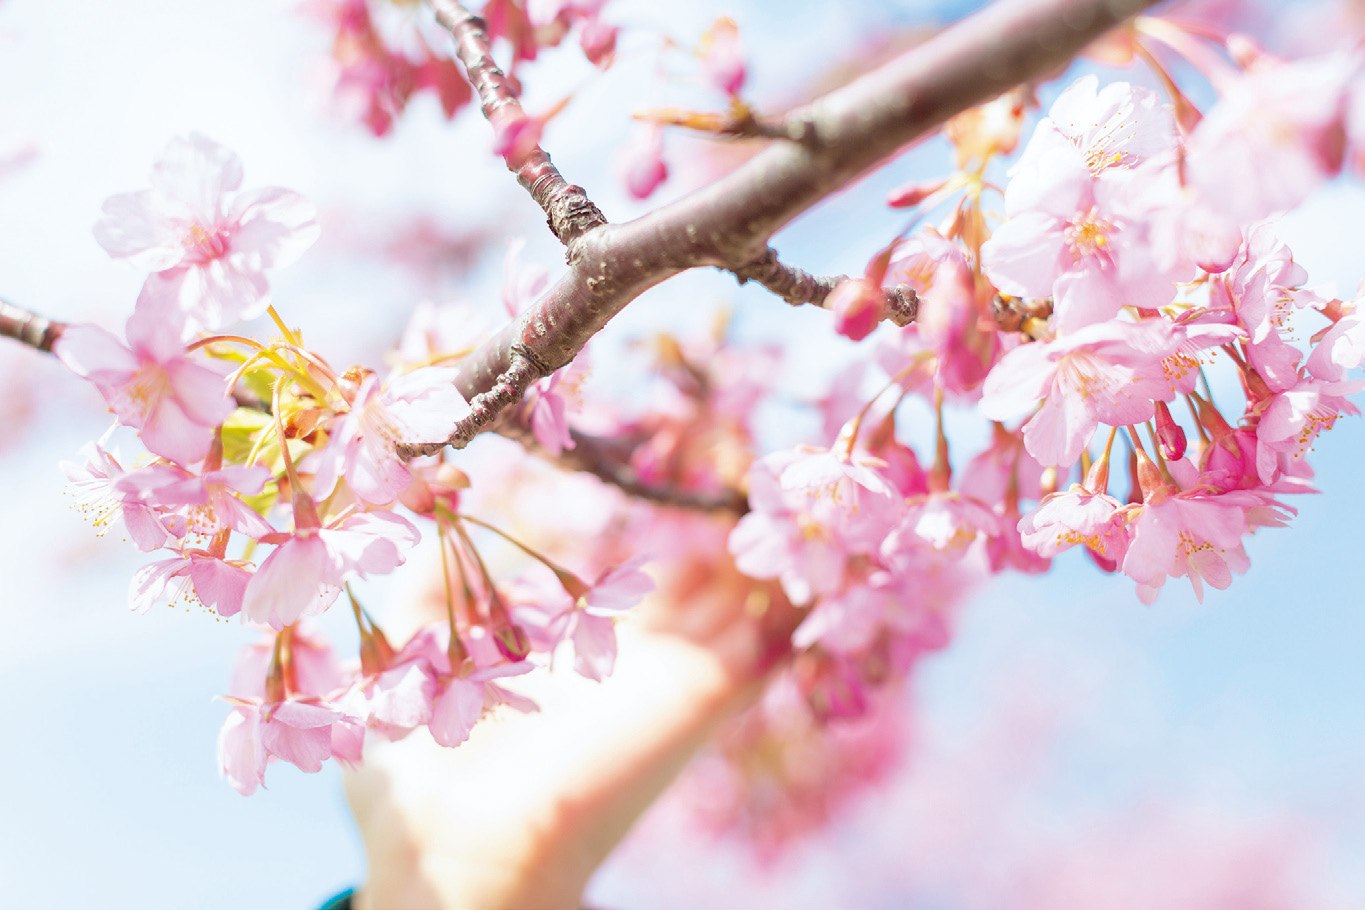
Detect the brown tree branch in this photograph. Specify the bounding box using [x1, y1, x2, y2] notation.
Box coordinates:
[421, 0, 1158, 456]
[731, 248, 920, 327]
[431, 0, 606, 248]
[0, 298, 63, 352]
[499, 422, 749, 514]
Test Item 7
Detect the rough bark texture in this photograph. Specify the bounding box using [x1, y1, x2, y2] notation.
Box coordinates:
[432, 0, 607, 246]
[436, 0, 1160, 449]
[731, 248, 920, 326]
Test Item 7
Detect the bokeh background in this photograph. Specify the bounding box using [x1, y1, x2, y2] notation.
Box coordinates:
[2, 0, 1364, 907]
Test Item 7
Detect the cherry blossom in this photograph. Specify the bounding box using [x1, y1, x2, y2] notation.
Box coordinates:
[61, 439, 171, 551]
[217, 697, 349, 796]
[1186, 51, 1359, 223]
[980, 318, 1197, 467]
[618, 124, 669, 200]
[93, 133, 319, 334]
[313, 367, 470, 505]
[983, 157, 1185, 333]
[114, 461, 273, 540]
[240, 505, 419, 630]
[54, 309, 234, 467]
[128, 551, 252, 617]
[1019, 485, 1131, 565]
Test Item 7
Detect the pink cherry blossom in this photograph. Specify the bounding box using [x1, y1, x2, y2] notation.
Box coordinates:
[698, 17, 745, 95]
[980, 318, 1189, 467]
[61, 439, 171, 551]
[1187, 51, 1358, 223]
[55, 310, 234, 467]
[114, 461, 273, 540]
[882, 492, 1000, 561]
[1307, 312, 1365, 381]
[1120, 488, 1280, 604]
[129, 550, 252, 617]
[241, 507, 419, 630]
[407, 625, 537, 748]
[881, 229, 988, 394]
[93, 133, 319, 333]
[1018, 485, 1131, 565]
[983, 157, 1184, 334]
[517, 556, 654, 681]
[826, 278, 883, 342]
[313, 368, 470, 505]
[1008, 76, 1175, 200]
[1255, 377, 1364, 480]
[527, 367, 578, 456]
[730, 441, 905, 603]
[217, 697, 346, 796]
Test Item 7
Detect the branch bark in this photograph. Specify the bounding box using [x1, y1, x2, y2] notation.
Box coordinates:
[0, 298, 63, 353]
[731, 248, 919, 327]
[432, 0, 606, 247]
[430, 0, 1160, 452]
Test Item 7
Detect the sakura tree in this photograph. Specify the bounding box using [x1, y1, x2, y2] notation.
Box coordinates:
[3, 0, 1365, 905]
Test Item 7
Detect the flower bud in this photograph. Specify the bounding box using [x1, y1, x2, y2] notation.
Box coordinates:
[1195, 396, 1239, 457]
[886, 176, 948, 209]
[827, 278, 884, 342]
[1154, 401, 1187, 460]
[579, 17, 617, 67]
[699, 17, 745, 95]
[618, 125, 668, 200]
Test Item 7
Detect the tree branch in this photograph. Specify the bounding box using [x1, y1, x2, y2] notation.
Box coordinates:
[0, 298, 63, 352]
[730, 248, 919, 327]
[431, 0, 606, 248]
[425, 0, 1159, 455]
[500, 422, 749, 514]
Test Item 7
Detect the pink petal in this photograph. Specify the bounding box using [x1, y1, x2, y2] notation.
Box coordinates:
[242, 536, 337, 629]
[92, 190, 187, 270]
[229, 186, 321, 270]
[571, 613, 617, 681]
[149, 133, 243, 216]
[429, 679, 484, 747]
[53, 324, 137, 381]
[189, 557, 251, 617]
[218, 706, 267, 796]
[981, 211, 1066, 298]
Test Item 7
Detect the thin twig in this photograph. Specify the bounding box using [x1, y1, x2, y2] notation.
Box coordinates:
[501, 422, 749, 514]
[730, 248, 919, 327]
[431, 0, 607, 250]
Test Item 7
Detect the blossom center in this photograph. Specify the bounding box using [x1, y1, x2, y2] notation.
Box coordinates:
[1056, 349, 1114, 403]
[1063, 208, 1116, 265]
[111, 365, 170, 422]
[182, 222, 231, 265]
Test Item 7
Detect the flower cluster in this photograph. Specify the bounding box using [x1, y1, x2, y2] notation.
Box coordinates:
[730, 29, 1365, 721]
[57, 134, 652, 793]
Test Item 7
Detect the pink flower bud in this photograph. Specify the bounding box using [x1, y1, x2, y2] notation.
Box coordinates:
[1195, 396, 1239, 456]
[827, 278, 883, 342]
[492, 113, 543, 167]
[1154, 401, 1187, 460]
[886, 176, 948, 209]
[579, 17, 617, 67]
[618, 125, 668, 200]
[699, 17, 745, 96]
